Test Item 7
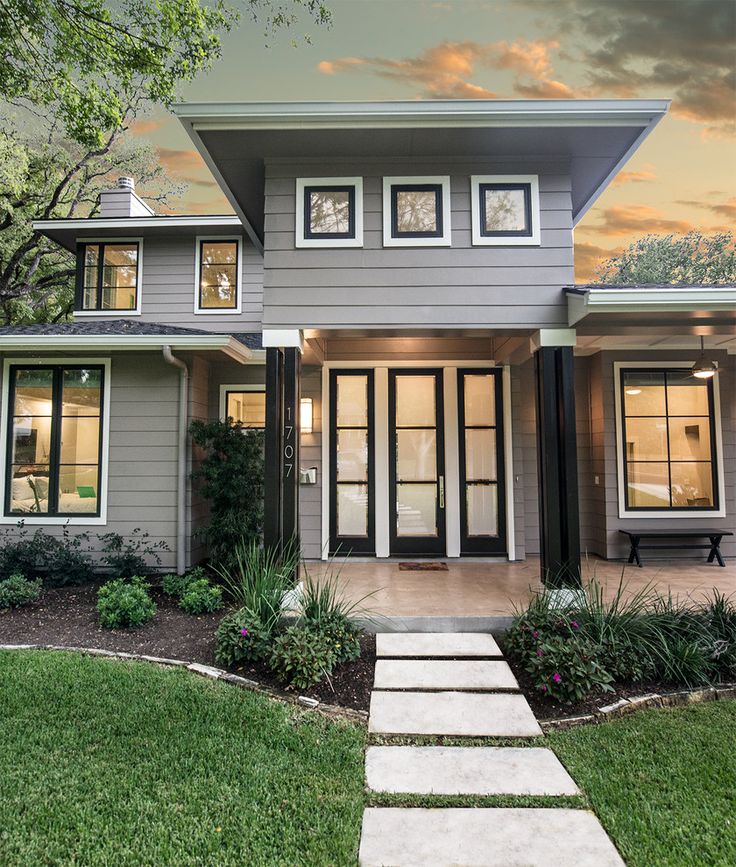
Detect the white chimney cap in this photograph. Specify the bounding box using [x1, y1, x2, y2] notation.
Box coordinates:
[117, 176, 135, 191]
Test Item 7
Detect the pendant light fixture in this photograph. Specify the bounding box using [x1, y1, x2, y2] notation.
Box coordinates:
[691, 337, 718, 379]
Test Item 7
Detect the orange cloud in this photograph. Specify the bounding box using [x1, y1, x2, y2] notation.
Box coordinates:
[610, 168, 657, 187]
[583, 205, 695, 237]
[573, 241, 623, 283]
[157, 147, 218, 189]
[130, 118, 167, 135]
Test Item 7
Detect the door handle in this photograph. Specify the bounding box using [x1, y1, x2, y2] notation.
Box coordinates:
[439, 475, 445, 509]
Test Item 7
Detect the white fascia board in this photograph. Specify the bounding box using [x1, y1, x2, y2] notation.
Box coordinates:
[32, 215, 244, 232]
[568, 287, 736, 325]
[0, 334, 252, 363]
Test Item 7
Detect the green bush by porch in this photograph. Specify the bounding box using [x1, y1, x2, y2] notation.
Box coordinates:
[0, 650, 364, 866]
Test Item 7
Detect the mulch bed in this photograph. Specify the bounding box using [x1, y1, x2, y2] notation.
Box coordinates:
[0, 583, 376, 713]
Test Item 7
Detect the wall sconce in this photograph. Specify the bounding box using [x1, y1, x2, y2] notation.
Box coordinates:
[300, 397, 313, 434]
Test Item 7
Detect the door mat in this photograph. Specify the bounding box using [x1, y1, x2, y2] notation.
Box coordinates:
[398, 562, 449, 571]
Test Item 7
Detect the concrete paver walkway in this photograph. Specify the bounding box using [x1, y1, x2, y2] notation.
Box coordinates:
[359, 632, 624, 866]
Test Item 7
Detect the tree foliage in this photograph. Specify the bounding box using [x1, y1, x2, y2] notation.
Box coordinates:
[596, 232, 736, 285]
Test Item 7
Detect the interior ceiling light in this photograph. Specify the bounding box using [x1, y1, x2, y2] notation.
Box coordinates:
[692, 336, 718, 379]
[625, 387, 642, 396]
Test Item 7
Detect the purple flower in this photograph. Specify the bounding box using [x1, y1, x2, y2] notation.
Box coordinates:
[570, 620, 580, 630]
[540, 685, 548, 693]
[536, 648, 544, 657]
[240, 628, 249, 637]
[532, 630, 539, 638]
[552, 672, 562, 684]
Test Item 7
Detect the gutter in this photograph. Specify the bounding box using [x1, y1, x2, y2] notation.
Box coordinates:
[162, 346, 189, 575]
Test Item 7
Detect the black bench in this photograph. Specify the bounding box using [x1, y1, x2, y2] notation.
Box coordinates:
[620, 530, 733, 568]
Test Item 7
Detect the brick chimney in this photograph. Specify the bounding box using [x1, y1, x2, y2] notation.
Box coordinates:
[98, 177, 155, 218]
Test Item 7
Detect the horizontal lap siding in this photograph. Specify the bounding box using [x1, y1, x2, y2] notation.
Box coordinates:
[263, 163, 574, 331]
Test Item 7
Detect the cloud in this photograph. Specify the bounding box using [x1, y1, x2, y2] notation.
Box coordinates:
[130, 118, 166, 135]
[677, 197, 736, 221]
[524, 0, 736, 136]
[610, 168, 657, 187]
[157, 147, 218, 189]
[573, 241, 622, 282]
[584, 204, 694, 237]
[316, 39, 579, 100]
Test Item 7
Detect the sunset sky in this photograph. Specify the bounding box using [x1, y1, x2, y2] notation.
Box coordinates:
[132, 0, 736, 281]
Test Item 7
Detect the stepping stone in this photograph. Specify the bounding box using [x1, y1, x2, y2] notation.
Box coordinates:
[373, 659, 518, 691]
[368, 691, 542, 737]
[359, 808, 624, 866]
[365, 746, 579, 796]
[376, 632, 501, 658]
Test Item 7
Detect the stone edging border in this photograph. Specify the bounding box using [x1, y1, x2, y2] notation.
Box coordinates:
[540, 683, 736, 731]
[0, 643, 368, 726]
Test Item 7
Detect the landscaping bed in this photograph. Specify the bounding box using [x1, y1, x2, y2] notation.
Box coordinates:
[0, 583, 376, 711]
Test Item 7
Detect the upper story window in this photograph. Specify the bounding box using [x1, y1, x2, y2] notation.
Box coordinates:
[383, 176, 451, 247]
[295, 177, 363, 248]
[617, 366, 721, 514]
[195, 238, 241, 313]
[76, 241, 141, 313]
[471, 175, 541, 246]
[3, 363, 107, 520]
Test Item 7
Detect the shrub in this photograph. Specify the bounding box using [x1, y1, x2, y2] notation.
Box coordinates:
[161, 567, 207, 599]
[0, 573, 42, 608]
[189, 419, 265, 571]
[269, 625, 337, 690]
[97, 577, 156, 629]
[215, 608, 272, 667]
[315, 615, 362, 665]
[0, 525, 93, 585]
[179, 579, 223, 615]
[97, 529, 168, 578]
[524, 634, 614, 704]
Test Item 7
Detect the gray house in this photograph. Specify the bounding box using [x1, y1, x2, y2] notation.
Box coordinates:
[2, 99, 735, 585]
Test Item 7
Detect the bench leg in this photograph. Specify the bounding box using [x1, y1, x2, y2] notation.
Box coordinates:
[628, 536, 642, 567]
[707, 536, 725, 567]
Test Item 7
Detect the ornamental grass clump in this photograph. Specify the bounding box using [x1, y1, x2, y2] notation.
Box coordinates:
[0, 573, 42, 609]
[97, 577, 156, 630]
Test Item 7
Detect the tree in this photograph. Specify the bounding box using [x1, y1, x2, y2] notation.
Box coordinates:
[596, 232, 736, 285]
[0, 106, 182, 324]
[0, 0, 331, 148]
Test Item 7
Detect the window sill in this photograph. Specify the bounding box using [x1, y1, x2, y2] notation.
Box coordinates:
[618, 508, 726, 520]
[0, 514, 107, 526]
[74, 310, 141, 317]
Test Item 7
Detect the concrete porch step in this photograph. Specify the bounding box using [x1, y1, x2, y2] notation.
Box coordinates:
[359, 808, 624, 866]
[376, 631, 502, 658]
[364, 745, 579, 796]
[368, 690, 542, 737]
[373, 658, 519, 691]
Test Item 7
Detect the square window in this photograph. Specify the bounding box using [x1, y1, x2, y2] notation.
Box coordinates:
[76, 241, 140, 312]
[383, 176, 451, 246]
[296, 178, 363, 247]
[471, 175, 540, 246]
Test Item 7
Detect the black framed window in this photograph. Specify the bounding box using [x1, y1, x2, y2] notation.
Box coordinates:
[76, 242, 139, 311]
[198, 240, 239, 310]
[620, 368, 719, 511]
[479, 183, 532, 237]
[5, 365, 105, 517]
[224, 389, 265, 428]
[304, 186, 356, 239]
[390, 183, 443, 238]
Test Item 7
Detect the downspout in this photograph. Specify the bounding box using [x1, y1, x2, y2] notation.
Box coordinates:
[162, 345, 188, 575]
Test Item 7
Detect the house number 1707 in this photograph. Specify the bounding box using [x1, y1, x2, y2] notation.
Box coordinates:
[284, 405, 294, 477]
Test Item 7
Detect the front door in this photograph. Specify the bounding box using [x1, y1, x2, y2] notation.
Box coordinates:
[389, 370, 446, 555]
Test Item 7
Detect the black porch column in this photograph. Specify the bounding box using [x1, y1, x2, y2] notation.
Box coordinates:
[282, 347, 302, 551]
[535, 345, 581, 584]
[264, 347, 284, 550]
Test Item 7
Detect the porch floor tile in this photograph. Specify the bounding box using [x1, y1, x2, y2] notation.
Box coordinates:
[376, 631, 502, 658]
[373, 659, 518, 690]
[365, 746, 580, 796]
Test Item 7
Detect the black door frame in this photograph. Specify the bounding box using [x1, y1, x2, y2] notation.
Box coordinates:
[457, 368, 507, 555]
[328, 369, 376, 556]
[388, 368, 446, 556]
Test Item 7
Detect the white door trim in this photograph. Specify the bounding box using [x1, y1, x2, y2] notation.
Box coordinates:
[443, 368, 461, 557]
[502, 365, 516, 560]
[375, 368, 390, 557]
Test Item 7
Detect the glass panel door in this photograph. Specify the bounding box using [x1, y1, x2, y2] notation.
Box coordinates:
[329, 370, 375, 554]
[389, 370, 445, 555]
[458, 370, 506, 554]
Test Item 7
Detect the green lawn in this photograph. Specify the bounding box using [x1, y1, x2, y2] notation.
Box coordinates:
[548, 700, 736, 867]
[0, 650, 365, 866]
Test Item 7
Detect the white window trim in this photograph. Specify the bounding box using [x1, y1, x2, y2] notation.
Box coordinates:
[194, 235, 243, 315]
[470, 175, 541, 246]
[218, 383, 265, 424]
[74, 238, 143, 317]
[613, 360, 726, 519]
[0, 357, 112, 526]
[295, 177, 363, 248]
[382, 175, 452, 247]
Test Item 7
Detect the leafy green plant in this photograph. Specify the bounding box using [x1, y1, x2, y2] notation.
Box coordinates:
[0, 525, 94, 586]
[269, 625, 337, 690]
[97, 529, 168, 578]
[0, 573, 42, 608]
[525, 634, 614, 704]
[97, 577, 155, 630]
[161, 567, 207, 599]
[189, 420, 265, 570]
[215, 609, 272, 667]
[179, 579, 223, 616]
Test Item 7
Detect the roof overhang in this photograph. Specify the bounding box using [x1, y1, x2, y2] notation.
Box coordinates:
[567, 286, 736, 332]
[0, 333, 253, 363]
[32, 215, 244, 252]
[173, 98, 669, 243]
